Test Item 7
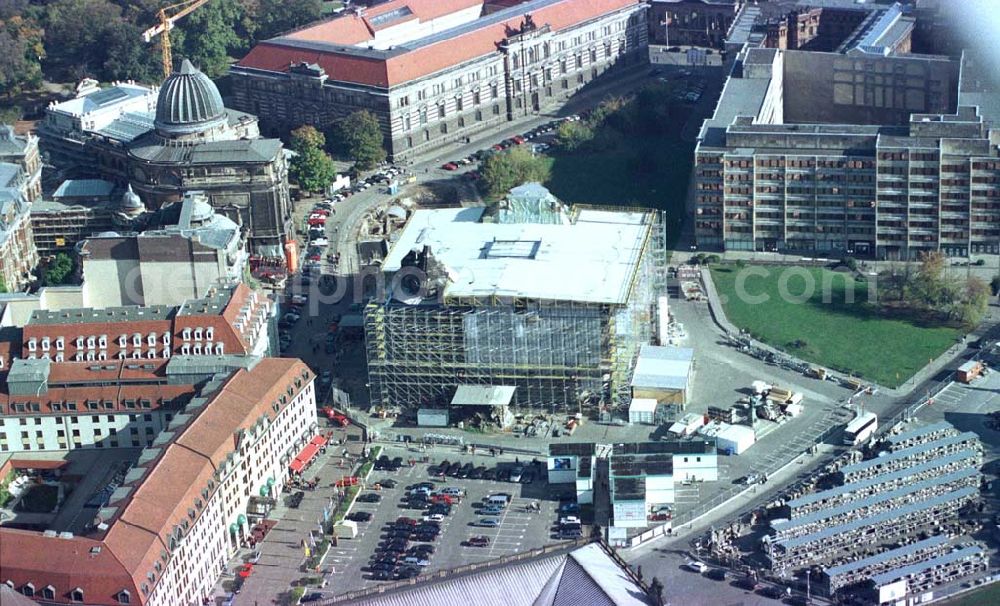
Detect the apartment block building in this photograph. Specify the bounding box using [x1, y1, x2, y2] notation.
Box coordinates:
[231, 0, 648, 159]
[0, 357, 318, 606]
[695, 45, 1000, 258]
[0, 125, 42, 203]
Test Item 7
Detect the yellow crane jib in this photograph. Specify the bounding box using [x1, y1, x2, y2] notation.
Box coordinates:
[142, 0, 211, 78]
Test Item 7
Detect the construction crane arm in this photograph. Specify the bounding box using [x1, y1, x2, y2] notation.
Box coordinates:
[142, 0, 210, 42]
[142, 0, 211, 77]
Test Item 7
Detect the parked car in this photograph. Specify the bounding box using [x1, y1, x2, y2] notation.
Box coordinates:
[402, 555, 431, 567]
[288, 491, 305, 509]
[396, 566, 420, 580]
[301, 592, 324, 603]
[477, 517, 500, 527]
[371, 570, 393, 580]
[439, 487, 464, 497]
[348, 511, 373, 522]
[685, 561, 709, 573]
[441, 162, 459, 170]
[447, 462, 462, 476]
[377, 478, 398, 489]
[467, 535, 490, 547]
[358, 493, 382, 503]
[520, 470, 535, 484]
[423, 513, 446, 523]
[509, 466, 524, 482]
[469, 466, 486, 479]
[458, 463, 474, 478]
[739, 473, 767, 486]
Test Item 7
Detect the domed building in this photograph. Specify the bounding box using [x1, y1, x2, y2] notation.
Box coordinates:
[37, 60, 292, 265]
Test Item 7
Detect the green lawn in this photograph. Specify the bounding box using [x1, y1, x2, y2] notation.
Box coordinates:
[542, 137, 693, 246]
[710, 265, 962, 388]
[942, 582, 1000, 605]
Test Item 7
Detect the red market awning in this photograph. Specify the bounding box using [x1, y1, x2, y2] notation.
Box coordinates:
[310, 435, 328, 447]
[289, 458, 306, 473]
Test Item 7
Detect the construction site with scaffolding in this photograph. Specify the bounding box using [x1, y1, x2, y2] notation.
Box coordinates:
[363, 185, 667, 423]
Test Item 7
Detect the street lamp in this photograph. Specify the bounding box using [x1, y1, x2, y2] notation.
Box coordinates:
[806, 569, 811, 604]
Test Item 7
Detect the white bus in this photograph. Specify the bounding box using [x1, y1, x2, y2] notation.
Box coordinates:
[844, 411, 878, 445]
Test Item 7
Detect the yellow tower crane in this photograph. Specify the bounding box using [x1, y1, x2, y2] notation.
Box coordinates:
[142, 0, 212, 78]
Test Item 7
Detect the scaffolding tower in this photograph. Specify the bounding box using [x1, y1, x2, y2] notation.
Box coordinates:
[364, 208, 666, 414]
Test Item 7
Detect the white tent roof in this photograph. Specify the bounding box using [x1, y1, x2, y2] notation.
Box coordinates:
[629, 398, 659, 414]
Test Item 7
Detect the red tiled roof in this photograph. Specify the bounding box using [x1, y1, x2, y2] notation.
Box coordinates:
[284, 0, 486, 44]
[0, 358, 313, 606]
[236, 0, 641, 87]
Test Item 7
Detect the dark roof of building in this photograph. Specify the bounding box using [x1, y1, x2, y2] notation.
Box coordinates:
[155, 59, 227, 135]
[128, 137, 282, 165]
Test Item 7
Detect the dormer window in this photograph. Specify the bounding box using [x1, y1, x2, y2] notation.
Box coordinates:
[118, 589, 131, 604]
[163, 348, 171, 359]
[43, 585, 55, 600]
[132, 350, 141, 359]
[86, 336, 96, 349]
[40, 337, 49, 350]
[117, 351, 126, 360]
[194, 328, 203, 340]
[132, 333, 141, 346]
[71, 587, 83, 602]
[118, 334, 127, 347]
[55, 352, 64, 362]
[205, 327, 214, 341]
[181, 345, 190, 355]
[215, 342, 224, 355]
[147, 333, 156, 346]
[147, 350, 156, 359]
[86, 351, 95, 361]
[162, 333, 170, 345]
[98, 351, 107, 361]
[27, 338, 37, 352]
[99, 335, 107, 349]
[74, 352, 83, 362]
[182, 328, 191, 341]
[22, 582, 34, 597]
[193, 344, 202, 355]
[56, 337, 64, 350]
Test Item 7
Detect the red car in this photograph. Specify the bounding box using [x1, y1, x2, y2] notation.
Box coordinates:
[307, 217, 326, 227]
[511, 135, 525, 145]
[491, 143, 504, 151]
[430, 494, 456, 505]
[311, 208, 331, 216]
[322, 407, 349, 426]
[467, 536, 490, 547]
[441, 162, 458, 170]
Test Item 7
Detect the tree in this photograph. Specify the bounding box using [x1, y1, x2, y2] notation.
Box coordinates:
[289, 125, 336, 193]
[254, 0, 322, 42]
[329, 110, 386, 170]
[648, 577, 665, 606]
[102, 21, 160, 83]
[955, 276, 990, 329]
[43, 253, 75, 286]
[555, 119, 593, 152]
[44, 0, 124, 80]
[480, 146, 551, 197]
[0, 274, 7, 293]
[177, 0, 249, 78]
[990, 275, 1000, 297]
[0, 14, 43, 97]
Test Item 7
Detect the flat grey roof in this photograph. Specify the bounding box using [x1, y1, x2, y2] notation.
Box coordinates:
[870, 546, 985, 587]
[773, 487, 977, 551]
[29, 305, 174, 325]
[382, 207, 652, 304]
[839, 432, 980, 477]
[787, 449, 979, 510]
[823, 535, 949, 578]
[631, 345, 693, 390]
[698, 76, 771, 147]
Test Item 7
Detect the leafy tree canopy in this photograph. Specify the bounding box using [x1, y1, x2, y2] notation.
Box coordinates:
[480, 146, 551, 197]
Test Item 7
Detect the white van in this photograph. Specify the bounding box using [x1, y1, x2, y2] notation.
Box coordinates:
[486, 494, 510, 507]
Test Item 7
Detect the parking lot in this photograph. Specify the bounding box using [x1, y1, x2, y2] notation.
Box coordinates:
[324, 449, 568, 593]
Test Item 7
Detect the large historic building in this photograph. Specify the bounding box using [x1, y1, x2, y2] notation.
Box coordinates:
[231, 0, 648, 159]
[37, 64, 292, 260]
